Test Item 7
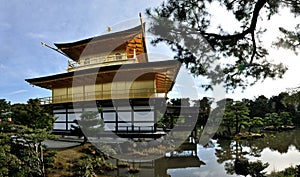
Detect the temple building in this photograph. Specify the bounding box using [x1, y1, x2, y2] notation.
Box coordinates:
[26, 23, 181, 136]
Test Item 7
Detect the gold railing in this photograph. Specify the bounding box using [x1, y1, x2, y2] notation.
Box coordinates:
[68, 54, 136, 72]
[39, 88, 165, 105]
[39, 97, 52, 105]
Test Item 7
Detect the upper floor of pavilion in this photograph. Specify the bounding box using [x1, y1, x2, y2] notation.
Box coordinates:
[53, 24, 148, 72]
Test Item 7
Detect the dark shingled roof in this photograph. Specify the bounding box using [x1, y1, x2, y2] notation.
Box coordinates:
[54, 24, 144, 62]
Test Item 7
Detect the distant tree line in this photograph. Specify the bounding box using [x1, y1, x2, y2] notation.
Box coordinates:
[166, 90, 300, 136]
[215, 91, 300, 136]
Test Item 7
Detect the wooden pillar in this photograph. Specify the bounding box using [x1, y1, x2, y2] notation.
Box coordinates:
[171, 114, 174, 129]
[131, 106, 134, 132]
[115, 110, 118, 133]
[83, 85, 86, 101]
[153, 101, 157, 132]
[65, 105, 69, 130]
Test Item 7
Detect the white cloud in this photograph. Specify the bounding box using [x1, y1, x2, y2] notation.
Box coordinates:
[8, 90, 28, 96]
[27, 32, 49, 40]
[0, 63, 5, 69]
[0, 22, 11, 29]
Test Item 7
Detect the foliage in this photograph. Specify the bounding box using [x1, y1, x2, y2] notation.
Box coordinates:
[283, 89, 300, 111]
[0, 124, 56, 177]
[233, 159, 269, 177]
[279, 111, 293, 126]
[0, 98, 56, 177]
[70, 154, 102, 177]
[12, 99, 54, 131]
[195, 97, 212, 125]
[249, 96, 274, 118]
[246, 117, 264, 133]
[146, 0, 300, 90]
[269, 92, 292, 113]
[43, 150, 57, 173]
[0, 99, 10, 111]
[0, 133, 20, 177]
[163, 98, 202, 128]
[264, 113, 281, 128]
[168, 98, 190, 106]
[157, 114, 173, 129]
[268, 165, 299, 177]
[67, 145, 116, 177]
[216, 139, 269, 177]
[264, 112, 293, 129]
[211, 91, 300, 139]
[0, 99, 11, 120]
[222, 100, 250, 135]
[247, 160, 269, 177]
[283, 88, 300, 123]
[274, 24, 300, 55]
[71, 108, 104, 145]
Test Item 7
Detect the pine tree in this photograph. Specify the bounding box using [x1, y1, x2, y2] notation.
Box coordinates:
[222, 100, 250, 135]
[146, 0, 300, 90]
[71, 107, 104, 145]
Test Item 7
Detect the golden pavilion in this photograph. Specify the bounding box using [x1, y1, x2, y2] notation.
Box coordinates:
[26, 23, 181, 136]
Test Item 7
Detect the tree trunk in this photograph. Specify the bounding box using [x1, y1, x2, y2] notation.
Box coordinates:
[238, 124, 242, 134]
[248, 126, 252, 134]
[235, 109, 239, 134]
[227, 126, 232, 135]
[81, 136, 88, 145]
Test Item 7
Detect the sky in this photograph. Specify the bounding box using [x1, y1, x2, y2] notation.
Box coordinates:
[0, 0, 299, 104]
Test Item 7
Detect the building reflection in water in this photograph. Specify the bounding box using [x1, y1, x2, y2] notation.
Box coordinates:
[112, 134, 205, 177]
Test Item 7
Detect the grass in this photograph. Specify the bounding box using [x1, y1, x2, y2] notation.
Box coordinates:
[47, 143, 118, 177]
[48, 145, 86, 177]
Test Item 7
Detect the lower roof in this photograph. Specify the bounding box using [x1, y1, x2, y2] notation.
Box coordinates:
[26, 60, 181, 93]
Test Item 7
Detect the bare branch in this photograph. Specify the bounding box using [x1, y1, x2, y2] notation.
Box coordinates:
[203, 0, 266, 39]
[250, 31, 256, 64]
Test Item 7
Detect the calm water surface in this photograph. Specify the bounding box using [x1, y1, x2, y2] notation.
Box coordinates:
[112, 128, 300, 177]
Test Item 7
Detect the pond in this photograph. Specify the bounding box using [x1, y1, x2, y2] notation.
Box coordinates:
[109, 128, 300, 177]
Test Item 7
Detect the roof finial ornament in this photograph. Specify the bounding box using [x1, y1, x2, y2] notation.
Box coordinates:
[107, 26, 112, 32]
[139, 12, 144, 35]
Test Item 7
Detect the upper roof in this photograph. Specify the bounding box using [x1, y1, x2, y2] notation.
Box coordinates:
[54, 24, 146, 62]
